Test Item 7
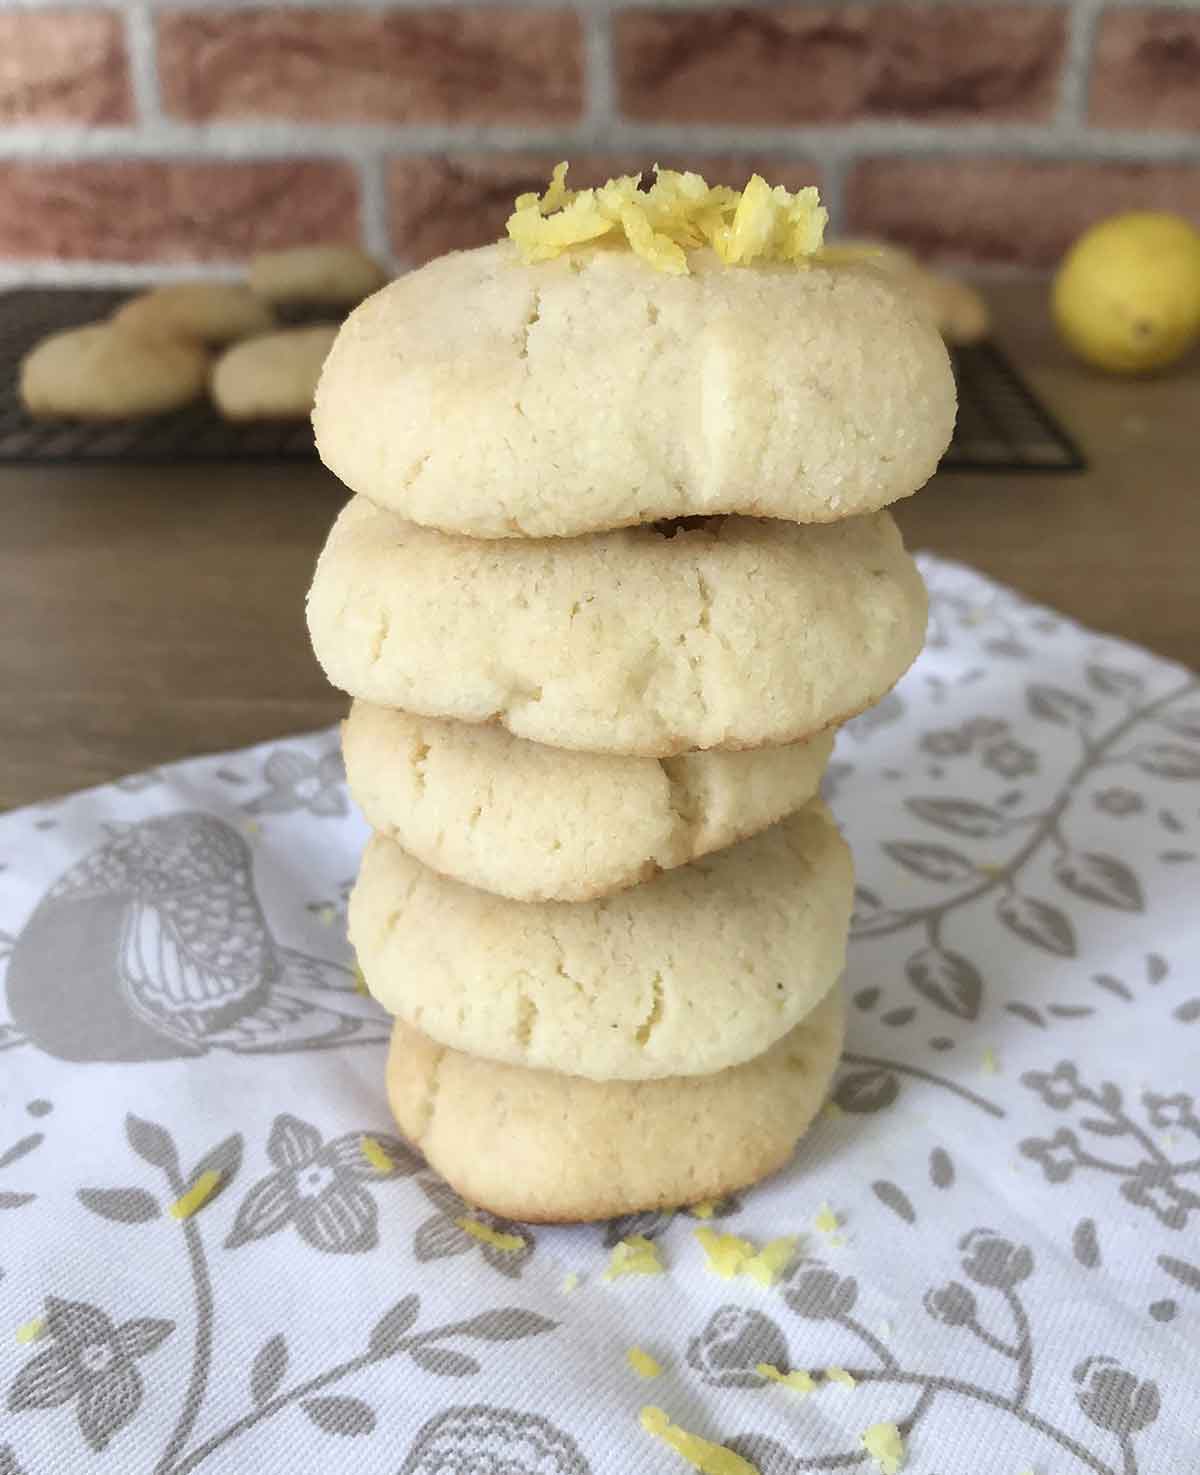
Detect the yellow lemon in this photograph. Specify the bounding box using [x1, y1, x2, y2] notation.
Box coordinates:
[1053, 211, 1200, 374]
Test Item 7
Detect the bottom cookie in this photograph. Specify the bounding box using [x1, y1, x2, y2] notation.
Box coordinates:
[384, 986, 844, 1223]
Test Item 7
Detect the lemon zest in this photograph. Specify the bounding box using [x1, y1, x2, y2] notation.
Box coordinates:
[454, 1216, 525, 1253]
[826, 1365, 858, 1389]
[690, 1200, 718, 1219]
[640, 1406, 760, 1475]
[627, 1346, 663, 1379]
[170, 1170, 221, 1220]
[756, 1362, 815, 1395]
[15, 1317, 45, 1345]
[561, 1271, 580, 1293]
[744, 1236, 798, 1287]
[353, 963, 370, 996]
[982, 1047, 1000, 1075]
[822, 1100, 846, 1121]
[861, 1421, 905, 1473]
[360, 1135, 393, 1174]
[694, 1228, 755, 1279]
[814, 1202, 840, 1235]
[604, 1234, 664, 1280]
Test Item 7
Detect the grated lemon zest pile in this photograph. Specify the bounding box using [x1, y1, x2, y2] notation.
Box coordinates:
[826, 1366, 858, 1389]
[814, 1202, 840, 1235]
[360, 1135, 393, 1174]
[169, 1170, 221, 1220]
[690, 1200, 718, 1219]
[640, 1406, 760, 1475]
[757, 1362, 815, 1396]
[562, 1271, 580, 1293]
[744, 1237, 798, 1287]
[694, 1229, 797, 1286]
[507, 163, 827, 274]
[627, 1346, 663, 1379]
[605, 1234, 665, 1280]
[454, 1216, 525, 1253]
[15, 1317, 45, 1345]
[861, 1421, 906, 1474]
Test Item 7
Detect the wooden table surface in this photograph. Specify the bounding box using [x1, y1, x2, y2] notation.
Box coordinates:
[2, 281, 1196, 811]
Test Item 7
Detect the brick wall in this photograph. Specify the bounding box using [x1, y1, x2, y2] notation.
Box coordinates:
[0, 1, 1197, 282]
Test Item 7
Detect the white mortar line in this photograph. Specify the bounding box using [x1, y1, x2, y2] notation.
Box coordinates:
[356, 152, 394, 260]
[581, 6, 616, 143]
[123, 3, 164, 127]
[1057, 0, 1104, 128]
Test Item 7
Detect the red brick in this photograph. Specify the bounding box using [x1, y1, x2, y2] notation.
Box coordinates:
[845, 158, 1200, 268]
[387, 154, 824, 264]
[615, 5, 1066, 125]
[0, 161, 361, 263]
[0, 11, 131, 125]
[158, 8, 581, 125]
[1090, 9, 1200, 130]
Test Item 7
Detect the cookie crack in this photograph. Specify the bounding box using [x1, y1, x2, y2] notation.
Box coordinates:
[658, 755, 702, 831]
[413, 1044, 447, 1145]
[369, 608, 390, 667]
[635, 972, 664, 1048]
[515, 984, 539, 1049]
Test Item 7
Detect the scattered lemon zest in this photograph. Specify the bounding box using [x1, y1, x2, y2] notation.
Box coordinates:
[822, 1100, 846, 1121]
[604, 1234, 664, 1280]
[861, 1421, 905, 1473]
[825, 1366, 858, 1389]
[640, 1406, 760, 1475]
[690, 1200, 718, 1219]
[757, 1362, 815, 1395]
[353, 963, 369, 996]
[169, 1170, 221, 1220]
[454, 1216, 525, 1253]
[317, 904, 335, 927]
[814, 1202, 840, 1235]
[694, 1228, 755, 1279]
[507, 164, 827, 274]
[242, 818, 260, 837]
[628, 1346, 663, 1379]
[15, 1317, 45, 1345]
[976, 863, 1005, 878]
[982, 1047, 1000, 1075]
[360, 1135, 393, 1174]
[744, 1236, 798, 1287]
[561, 1271, 580, 1293]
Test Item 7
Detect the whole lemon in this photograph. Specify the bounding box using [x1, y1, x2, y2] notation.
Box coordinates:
[1053, 211, 1200, 374]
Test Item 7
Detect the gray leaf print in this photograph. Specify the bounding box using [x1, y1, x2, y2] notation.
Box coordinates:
[1147, 953, 1169, 984]
[603, 1209, 674, 1246]
[0, 1192, 35, 1210]
[906, 796, 1008, 838]
[250, 1334, 288, 1407]
[1028, 684, 1094, 726]
[300, 1394, 376, 1435]
[930, 1148, 954, 1188]
[1159, 705, 1200, 742]
[959, 1230, 1033, 1288]
[0, 1444, 27, 1475]
[687, 1306, 788, 1387]
[452, 1309, 557, 1343]
[225, 1173, 293, 1249]
[1086, 663, 1144, 700]
[872, 1180, 916, 1223]
[410, 1346, 481, 1378]
[1053, 852, 1144, 912]
[906, 945, 983, 1019]
[785, 1267, 858, 1320]
[996, 892, 1077, 957]
[400, 1406, 592, 1475]
[77, 1187, 160, 1224]
[833, 1067, 899, 1114]
[0, 1134, 43, 1171]
[883, 841, 976, 883]
[1136, 742, 1200, 780]
[186, 1133, 243, 1206]
[1174, 998, 1200, 1023]
[1006, 1002, 1047, 1028]
[1073, 1219, 1101, 1269]
[414, 1212, 472, 1263]
[125, 1115, 178, 1172]
[1158, 1255, 1200, 1292]
[854, 986, 881, 1012]
[368, 1295, 420, 1356]
[881, 1006, 916, 1027]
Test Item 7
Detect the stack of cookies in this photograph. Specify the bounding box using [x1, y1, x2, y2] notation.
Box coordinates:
[306, 169, 956, 1223]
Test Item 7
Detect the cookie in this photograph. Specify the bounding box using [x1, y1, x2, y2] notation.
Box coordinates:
[312, 241, 957, 538]
[308, 499, 927, 756]
[249, 244, 386, 306]
[350, 801, 853, 1081]
[111, 283, 275, 346]
[837, 240, 990, 346]
[19, 323, 208, 419]
[343, 702, 834, 902]
[212, 325, 339, 421]
[386, 986, 845, 1222]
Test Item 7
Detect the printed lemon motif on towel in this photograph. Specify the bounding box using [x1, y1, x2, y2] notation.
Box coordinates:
[508, 164, 827, 274]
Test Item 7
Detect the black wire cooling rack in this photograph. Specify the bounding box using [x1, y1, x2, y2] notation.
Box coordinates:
[0, 287, 1085, 472]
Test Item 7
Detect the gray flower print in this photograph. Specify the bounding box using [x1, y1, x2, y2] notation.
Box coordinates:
[922, 1281, 977, 1328]
[958, 1229, 1033, 1289]
[920, 725, 973, 758]
[686, 1307, 788, 1389]
[1074, 1357, 1160, 1435]
[1022, 1128, 1082, 1183]
[1144, 1092, 1199, 1134]
[1023, 1062, 1090, 1111]
[1093, 787, 1144, 818]
[246, 749, 347, 817]
[226, 1114, 418, 1255]
[413, 1176, 535, 1279]
[1119, 1163, 1200, 1230]
[964, 717, 1008, 741]
[982, 738, 1037, 778]
[7, 1297, 172, 1453]
[841, 691, 905, 743]
[783, 1266, 858, 1320]
[401, 1405, 591, 1475]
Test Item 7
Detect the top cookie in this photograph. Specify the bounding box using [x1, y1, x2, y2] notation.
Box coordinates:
[313, 242, 957, 538]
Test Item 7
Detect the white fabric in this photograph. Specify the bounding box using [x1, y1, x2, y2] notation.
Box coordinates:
[1, 554, 1197, 1475]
